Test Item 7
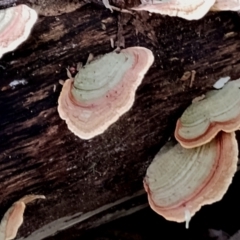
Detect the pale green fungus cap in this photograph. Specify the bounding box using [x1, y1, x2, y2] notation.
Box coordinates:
[175, 79, 240, 148]
[144, 132, 238, 225]
[58, 47, 154, 139]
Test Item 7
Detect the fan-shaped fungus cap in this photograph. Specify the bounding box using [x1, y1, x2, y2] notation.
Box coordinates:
[0, 4, 38, 58]
[132, 0, 216, 20]
[144, 132, 238, 226]
[175, 79, 240, 148]
[0, 195, 45, 240]
[58, 46, 154, 139]
[211, 0, 240, 11]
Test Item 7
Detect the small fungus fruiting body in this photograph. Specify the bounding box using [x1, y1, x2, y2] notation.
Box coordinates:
[144, 132, 238, 225]
[175, 79, 240, 148]
[58, 46, 154, 139]
[0, 4, 38, 58]
[132, 0, 216, 20]
[0, 195, 45, 240]
[211, 0, 240, 11]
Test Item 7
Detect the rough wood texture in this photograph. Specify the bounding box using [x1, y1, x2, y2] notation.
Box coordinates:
[1, 1, 240, 239]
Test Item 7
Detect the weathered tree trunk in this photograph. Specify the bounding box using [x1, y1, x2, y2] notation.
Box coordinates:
[1, 1, 240, 239]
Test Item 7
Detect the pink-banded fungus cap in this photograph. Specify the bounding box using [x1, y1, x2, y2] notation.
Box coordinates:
[211, 0, 240, 11]
[132, 0, 216, 20]
[0, 4, 38, 58]
[58, 46, 154, 139]
[0, 195, 45, 240]
[144, 132, 238, 226]
[175, 79, 240, 148]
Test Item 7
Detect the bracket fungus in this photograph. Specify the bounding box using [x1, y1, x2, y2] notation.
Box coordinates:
[58, 47, 154, 139]
[0, 195, 45, 240]
[144, 132, 238, 227]
[0, 4, 38, 58]
[132, 0, 216, 20]
[175, 79, 240, 148]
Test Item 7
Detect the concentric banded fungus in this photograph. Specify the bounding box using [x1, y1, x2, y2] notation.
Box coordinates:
[132, 0, 216, 20]
[144, 132, 238, 227]
[211, 0, 240, 11]
[0, 195, 45, 240]
[175, 79, 240, 148]
[58, 47, 154, 139]
[0, 4, 38, 58]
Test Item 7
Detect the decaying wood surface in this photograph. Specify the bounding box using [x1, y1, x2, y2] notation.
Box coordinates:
[1, 0, 240, 239]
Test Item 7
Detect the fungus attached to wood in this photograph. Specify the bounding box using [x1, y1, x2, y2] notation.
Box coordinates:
[175, 79, 240, 148]
[58, 46, 154, 140]
[0, 4, 38, 58]
[144, 132, 238, 227]
[0, 195, 45, 240]
[132, 0, 216, 20]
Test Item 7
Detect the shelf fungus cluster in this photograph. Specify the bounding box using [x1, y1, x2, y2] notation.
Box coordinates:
[58, 46, 154, 140]
[0, 4, 38, 58]
[132, 0, 240, 20]
[144, 80, 240, 228]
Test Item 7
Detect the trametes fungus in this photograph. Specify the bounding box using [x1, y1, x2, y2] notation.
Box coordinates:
[132, 0, 216, 20]
[58, 47, 154, 139]
[132, 0, 240, 19]
[211, 0, 240, 11]
[144, 132, 238, 228]
[0, 195, 45, 240]
[0, 4, 38, 58]
[175, 79, 240, 148]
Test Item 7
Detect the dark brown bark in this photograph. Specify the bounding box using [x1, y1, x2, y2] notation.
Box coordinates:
[1, 1, 240, 239]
